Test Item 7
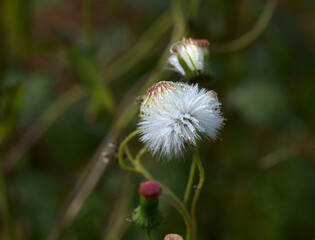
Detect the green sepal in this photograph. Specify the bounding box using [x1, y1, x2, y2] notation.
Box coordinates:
[202, 49, 211, 76]
[178, 55, 197, 79]
[132, 196, 163, 229]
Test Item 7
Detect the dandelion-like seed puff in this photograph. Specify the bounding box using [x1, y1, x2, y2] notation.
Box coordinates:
[138, 81, 224, 159]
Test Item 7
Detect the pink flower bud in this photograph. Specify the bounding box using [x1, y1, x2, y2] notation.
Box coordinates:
[139, 181, 162, 198]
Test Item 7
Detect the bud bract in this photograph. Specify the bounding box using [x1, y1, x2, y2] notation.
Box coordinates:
[132, 181, 163, 229]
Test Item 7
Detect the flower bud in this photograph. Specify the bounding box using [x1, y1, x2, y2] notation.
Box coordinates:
[168, 37, 211, 79]
[164, 234, 184, 240]
[132, 181, 163, 229]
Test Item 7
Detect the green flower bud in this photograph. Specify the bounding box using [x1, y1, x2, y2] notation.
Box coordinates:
[132, 181, 163, 229]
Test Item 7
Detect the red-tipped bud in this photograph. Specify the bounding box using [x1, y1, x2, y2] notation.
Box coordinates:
[132, 181, 163, 229]
[145, 81, 175, 98]
[139, 181, 162, 198]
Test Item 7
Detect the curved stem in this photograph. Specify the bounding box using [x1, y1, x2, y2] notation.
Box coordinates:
[135, 146, 148, 164]
[118, 130, 140, 172]
[212, 0, 278, 52]
[183, 159, 196, 207]
[124, 145, 135, 164]
[190, 148, 204, 240]
[145, 229, 153, 240]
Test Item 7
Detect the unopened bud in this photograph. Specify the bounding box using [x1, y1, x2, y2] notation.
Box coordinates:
[168, 37, 211, 79]
[132, 181, 163, 229]
[139, 180, 162, 198]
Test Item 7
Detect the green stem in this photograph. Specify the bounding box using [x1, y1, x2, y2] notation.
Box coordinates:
[124, 145, 135, 164]
[145, 229, 153, 240]
[190, 148, 204, 240]
[135, 146, 148, 164]
[0, 159, 15, 240]
[118, 130, 140, 172]
[183, 159, 196, 207]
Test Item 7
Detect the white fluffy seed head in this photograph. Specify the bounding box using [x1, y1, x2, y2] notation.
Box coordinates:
[168, 38, 210, 78]
[138, 81, 224, 159]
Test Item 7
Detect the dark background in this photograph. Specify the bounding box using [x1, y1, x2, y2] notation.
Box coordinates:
[1, 0, 314, 239]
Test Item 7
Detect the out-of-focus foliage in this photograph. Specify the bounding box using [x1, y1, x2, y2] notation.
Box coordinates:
[0, 0, 314, 239]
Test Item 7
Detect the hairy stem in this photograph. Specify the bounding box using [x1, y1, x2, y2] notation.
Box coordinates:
[145, 229, 153, 240]
[183, 159, 196, 207]
[190, 148, 204, 240]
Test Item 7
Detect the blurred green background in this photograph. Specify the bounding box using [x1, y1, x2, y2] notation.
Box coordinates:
[1, 0, 314, 239]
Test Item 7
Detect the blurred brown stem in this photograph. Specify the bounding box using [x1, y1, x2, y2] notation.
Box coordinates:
[3, 11, 172, 173]
[212, 0, 279, 53]
[82, 0, 93, 48]
[101, 178, 134, 240]
[3, 85, 85, 172]
[47, 129, 117, 240]
[11, 0, 190, 238]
